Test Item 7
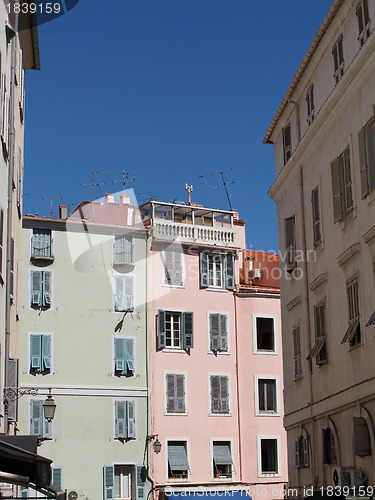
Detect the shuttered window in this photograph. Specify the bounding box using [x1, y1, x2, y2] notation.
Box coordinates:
[331, 147, 354, 223]
[114, 275, 134, 312]
[1, 75, 8, 151]
[157, 310, 194, 349]
[209, 313, 228, 352]
[306, 85, 315, 125]
[7, 358, 18, 422]
[29, 334, 52, 374]
[332, 36, 344, 84]
[30, 399, 52, 438]
[210, 375, 229, 414]
[10, 237, 14, 297]
[166, 374, 185, 413]
[295, 434, 310, 468]
[115, 401, 136, 439]
[104, 465, 145, 500]
[30, 270, 52, 308]
[200, 252, 235, 289]
[307, 303, 327, 364]
[113, 235, 133, 264]
[356, 0, 371, 45]
[163, 249, 184, 286]
[114, 338, 135, 376]
[168, 441, 189, 478]
[353, 417, 371, 456]
[282, 124, 292, 164]
[258, 379, 277, 413]
[358, 113, 375, 198]
[293, 326, 302, 379]
[32, 229, 52, 258]
[341, 278, 361, 347]
[51, 467, 62, 491]
[213, 441, 233, 477]
[311, 187, 321, 246]
[284, 217, 296, 271]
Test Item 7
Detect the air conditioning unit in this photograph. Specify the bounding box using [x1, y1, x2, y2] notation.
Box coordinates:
[348, 468, 366, 488]
[249, 268, 262, 280]
[333, 467, 349, 487]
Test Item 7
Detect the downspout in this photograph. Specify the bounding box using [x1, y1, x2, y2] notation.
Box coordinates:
[299, 167, 316, 487]
[233, 286, 243, 482]
[289, 100, 301, 144]
[4, 35, 17, 434]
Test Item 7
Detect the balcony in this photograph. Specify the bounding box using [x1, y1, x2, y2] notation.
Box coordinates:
[31, 237, 54, 262]
[152, 220, 237, 248]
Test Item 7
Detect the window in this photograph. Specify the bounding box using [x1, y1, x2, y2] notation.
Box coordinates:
[341, 278, 361, 347]
[157, 310, 193, 349]
[311, 187, 321, 246]
[282, 124, 292, 164]
[31, 229, 53, 258]
[167, 441, 190, 479]
[200, 252, 234, 290]
[353, 417, 371, 456]
[307, 303, 328, 364]
[212, 441, 233, 478]
[1, 75, 8, 152]
[209, 313, 228, 352]
[306, 85, 315, 125]
[114, 235, 133, 264]
[30, 399, 52, 438]
[332, 36, 344, 83]
[331, 147, 353, 222]
[323, 428, 337, 464]
[284, 216, 296, 271]
[162, 249, 184, 286]
[356, 0, 371, 46]
[114, 275, 134, 312]
[103, 465, 146, 500]
[257, 378, 277, 414]
[358, 114, 375, 197]
[295, 433, 310, 468]
[30, 334, 51, 375]
[0, 208, 3, 281]
[210, 375, 229, 414]
[259, 438, 279, 475]
[115, 401, 136, 439]
[293, 326, 302, 379]
[51, 467, 62, 491]
[10, 237, 14, 298]
[166, 374, 186, 413]
[30, 270, 52, 308]
[114, 338, 135, 377]
[254, 316, 276, 352]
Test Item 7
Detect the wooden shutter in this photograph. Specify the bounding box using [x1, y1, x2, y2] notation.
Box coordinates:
[176, 374, 185, 412]
[311, 187, 321, 245]
[125, 338, 134, 374]
[158, 310, 166, 348]
[200, 252, 209, 287]
[0, 208, 3, 276]
[127, 401, 136, 438]
[114, 276, 126, 311]
[115, 401, 126, 438]
[210, 376, 220, 412]
[136, 465, 146, 500]
[103, 466, 114, 500]
[331, 158, 342, 222]
[167, 374, 176, 412]
[353, 417, 371, 456]
[225, 253, 235, 290]
[7, 358, 18, 422]
[31, 271, 42, 307]
[125, 276, 134, 310]
[343, 147, 353, 212]
[219, 376, 229, 413]
[114, 338, 125, 374]
[219, 314, 228, 351]
[10, 237, 14, 297]
[51, 467, 62, 490]
[182, 312, 193, 349]
[303, 435, 310, 467]
[163, 250, 173, 284]
[295, 438, 300, 468]
[123, 236, 133, 262]
[30, 400, 42, 436]
[285, 217, 296, 268]
[30, 335, 42, 370]
[43, 411, 52, 439]
[210, 314, 220, 350]
[43, 271, 52, 306]
[359, 127, 369, 198]
[42, 335, 51, 371]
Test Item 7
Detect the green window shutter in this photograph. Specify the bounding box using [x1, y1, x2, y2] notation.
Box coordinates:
[43, 271, 52, 306]
[219, 376, 229, 413]
[136, 465, 146, 500]
[115, 401, 127, 438]
[166, 374, 176, 412]
[30, 400, 42, 436]
[114, 338, 125, 374]
[158, 310, 166, 348]
[225, 253, 235, 290]
[182, 312, 194, 349]
[114, 276, 125, 311]
[103, 465, 114, 500]
[200, 252, 209, 287]
[210, 376, 220, 413]
[219, 314, 228, 351]
[30, 334, 42, 370]
[210, 314, 220, 351]
[126, 401, 136, 438]
[125, 338, 134, 374]
[42, 335, 51, 371]
[176, 374, 185, 412]
[51, 467, 62, 490]
[125, 276, 134, 311]
[358, 127, 369, 198]
[31, 270, 42, 307]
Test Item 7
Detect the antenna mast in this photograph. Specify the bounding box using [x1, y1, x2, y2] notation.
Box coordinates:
[112, 170, 139, 193]
[80, 170, 113, 202]
[199, 164, 246, 210]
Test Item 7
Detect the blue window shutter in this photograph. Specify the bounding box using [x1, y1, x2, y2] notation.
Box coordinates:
[103, 466, 114, 500]
[210, 314, 220, 351]
[125, 338, 135, 374]
[219, 315, 228, 351]
[125, 276, 134, 310]
[114, 338, 125, 374]
[225, 253, 235, 290]
[31, 270, 42, 306]
[43, 411, 52, 438]
[158, 310, 166, 348]
[136, 465, 146, 500]
[127, 401, 136, 438]
[115, 401, 126, 438]
[30, 335, 41, 370]
[176, 374, 185, 412]
[42, 335, 51, 371]
[114, 276, 125, 311]
[200, 252, 209, 287]
[182, 312, 194, 349]
[51, 467, 62, 490]
[219, 376, 229, 413]
[43, 271, 52, 306]
[30, 400, 42, 436]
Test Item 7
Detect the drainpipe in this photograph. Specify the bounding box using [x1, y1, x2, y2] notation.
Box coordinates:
[299, 166, 316, 487]
[233, 286, 243, 482]
[289, 100, 301, 144]
[4, 35, 17, 434]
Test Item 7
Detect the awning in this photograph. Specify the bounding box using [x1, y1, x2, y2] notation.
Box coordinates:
[213, 444, 233, 466]
[168, 443, 189, 472]
[166, 491, 252, 500]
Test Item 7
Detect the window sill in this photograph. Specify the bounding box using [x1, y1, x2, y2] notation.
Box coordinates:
[209, 412, 232, 417]
[349, 342, 362, 352]
[366, 189, 375, 206]
[205, 287, 228, 293]
[162, 348, 187, 354]
[164, 412, 188, 416]
[162, 283, 185, 289]
[340, 208, 357, 230]
[207, 350, 230, 355]
[313, 241, 324, 257]
[213, 476, 233, 481]
[256, 411, 280, 417]
[254, 350, 278, 356]
[258, 472, 281, 478]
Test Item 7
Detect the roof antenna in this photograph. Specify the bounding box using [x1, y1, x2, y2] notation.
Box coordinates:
[199, 164, 246, 210]
[41, 193, 63, 217]
[80, 170, 113, 203]
[112, 169, 140, 194]
[185, 183, 193, 204]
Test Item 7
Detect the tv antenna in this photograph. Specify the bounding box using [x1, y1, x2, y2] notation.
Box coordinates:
[80, 171, 113, 202]
[112, 169, 140, 193]
[185, 183, 193, 204]
[41, 193, 63, 217]
[199, 164, 246, 209]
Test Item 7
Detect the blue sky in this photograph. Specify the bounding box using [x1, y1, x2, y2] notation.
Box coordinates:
[23, 0, 332, 251]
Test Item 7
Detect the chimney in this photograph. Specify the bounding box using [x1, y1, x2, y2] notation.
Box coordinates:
[59, 205, 67, 219]
[105, 194, 115, 204]
[120, 194, 130, 205]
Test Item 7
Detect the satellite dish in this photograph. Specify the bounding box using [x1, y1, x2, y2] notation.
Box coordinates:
[68, 492, 78, 500]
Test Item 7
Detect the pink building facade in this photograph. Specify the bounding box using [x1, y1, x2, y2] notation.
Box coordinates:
[143, 201, 288, 500]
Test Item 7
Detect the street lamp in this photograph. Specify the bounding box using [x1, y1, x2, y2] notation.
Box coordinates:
[43, 388, 56, 422]
[147, 434, 162, 454]
[3, 387, 57, 422]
